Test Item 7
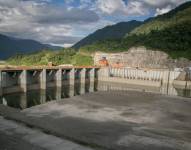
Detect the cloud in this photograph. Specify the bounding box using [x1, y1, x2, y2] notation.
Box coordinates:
[142, 0, 190, 15]
[32, 4, 99, 24]
[96, 0, 149, 16]
[96, 0, 124, 14]
[155, 5, 172, 16]
[0, 0, 190, 46]
[0, 0, 99, 46]
[126, 1, 149, 16]
[96, 0, 190, 17]
[143, 0, 189, 7]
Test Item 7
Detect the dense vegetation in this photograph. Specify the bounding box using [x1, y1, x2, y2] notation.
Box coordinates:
[7, 49, 93, 66]
[73, 20, 142, 49]
[80, 1, 191, 60]
[130, 1, 191, 35]
[80, 21, 191, 59]
[6, 2, 191, 66]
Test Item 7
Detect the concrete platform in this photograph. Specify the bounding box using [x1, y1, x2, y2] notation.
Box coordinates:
[0, 91, 191, 150]
[0, 116, 95, 150]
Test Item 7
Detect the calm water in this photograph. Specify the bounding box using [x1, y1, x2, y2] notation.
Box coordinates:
[0, 81, 190, 110]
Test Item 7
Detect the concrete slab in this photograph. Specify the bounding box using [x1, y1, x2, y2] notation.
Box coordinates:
[0, 116, 95, 150]
[0, 91, 191, 150]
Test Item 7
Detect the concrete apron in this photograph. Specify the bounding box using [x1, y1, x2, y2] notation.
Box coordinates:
[0, 116, 94, 150]
[0, 104, 104, 150]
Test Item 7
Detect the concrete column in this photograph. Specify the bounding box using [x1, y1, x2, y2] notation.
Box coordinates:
[20, 93, 27, 109]
[162, 70, 170, 84]
[80, 68, 86, 94]
[40, 90, 46, 104]
[56, 87, 62, 100]
[80, 68, 86, 84]
[98, 67, 109, 81]
[69, 68, 75, 85]
[187, 81, 191, 89]
[56, 69, 62, 88]
[0, 71, 2, 96]
[2, 97, 7, 106]
[40, 69, 46, 89]
[69, 68, 75, 97]
[20, 70, 28, 92]
[89, 68, 95, 92]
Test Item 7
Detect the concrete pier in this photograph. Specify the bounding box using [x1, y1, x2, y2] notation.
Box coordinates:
[79, 68, 86, 94]
[40, 69, 46, 90]
[69, 69, 75, 86]
[0, 71, 2, 96]
[69, 69, 75, 96]
[56, 69, 62, 88]
[56, 87, 62, 100]
[0, 66, 98, 95]
[40, 90, 46, 104]
[20, 70, 28, 92]
[0, 66, 190, 95]
[20, 93, 27, 109]
[89, 68, 95, 92]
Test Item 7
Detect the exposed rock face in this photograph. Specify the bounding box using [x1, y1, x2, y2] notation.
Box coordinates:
[94, 47, 191, 69]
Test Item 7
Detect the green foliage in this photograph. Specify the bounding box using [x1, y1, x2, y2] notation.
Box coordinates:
[80, 22, 191, 60]
[130, 2, 191, 35]
[80, 2, 191, 60]
[72, 54, 93, 66]
[73, 21, 142, 49]
[7, 49, 93, 66]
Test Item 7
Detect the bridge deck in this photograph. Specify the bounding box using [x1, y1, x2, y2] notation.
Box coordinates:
[0, 66, 100, 71]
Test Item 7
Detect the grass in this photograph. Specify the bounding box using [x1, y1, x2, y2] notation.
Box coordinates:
[7, 49, 94, 66]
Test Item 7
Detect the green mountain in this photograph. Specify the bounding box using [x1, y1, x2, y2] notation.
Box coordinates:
[0, 34, 61, 60]
[130, 1, 191, 35]
[80, 1, 191, 60]
[73, 20, 142, 49]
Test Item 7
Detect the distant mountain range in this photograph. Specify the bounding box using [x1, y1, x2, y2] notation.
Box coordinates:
[0, 34, 61, 59]
[73, 20, 142, 49]
[2, 1, 191, 61]
[77, 1, 191, 60]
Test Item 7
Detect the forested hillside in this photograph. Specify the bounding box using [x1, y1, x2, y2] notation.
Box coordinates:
[73, 20, 142, 49]
[79, 1, 191, 60]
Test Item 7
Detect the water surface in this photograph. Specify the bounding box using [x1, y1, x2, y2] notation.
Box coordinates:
[0, 81, 190, 110]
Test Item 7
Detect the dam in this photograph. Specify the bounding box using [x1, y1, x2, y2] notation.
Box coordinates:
[0, 66, 191, 150]
[0, 66, 191, 96]
[0, 66, 191, 109]
[0, 66, 99, 95]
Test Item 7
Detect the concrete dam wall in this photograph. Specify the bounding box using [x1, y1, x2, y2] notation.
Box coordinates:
[0, 67, 99, 96]
[0, 66, 191, 96]
[94, 47, 191, 69]
[98, 67, 191, 89]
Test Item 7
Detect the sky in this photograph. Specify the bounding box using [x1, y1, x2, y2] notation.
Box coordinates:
[0, 0, 190, 47]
